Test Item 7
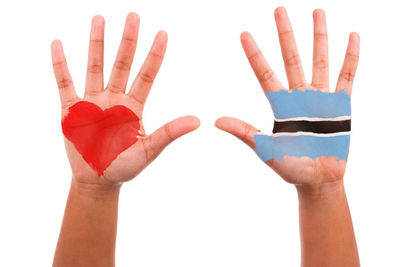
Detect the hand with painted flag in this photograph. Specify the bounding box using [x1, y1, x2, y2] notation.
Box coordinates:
[51, 13, 199, 267]
[215, 7, 360, 267]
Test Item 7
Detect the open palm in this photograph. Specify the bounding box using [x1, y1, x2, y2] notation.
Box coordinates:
[51, 13, 199, 186]
[216, 7, 360, 187]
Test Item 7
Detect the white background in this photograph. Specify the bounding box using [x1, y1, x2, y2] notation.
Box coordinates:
[0, 0, 399, 266]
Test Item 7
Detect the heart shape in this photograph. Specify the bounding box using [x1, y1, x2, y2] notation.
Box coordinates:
[62, 101, 141, 175]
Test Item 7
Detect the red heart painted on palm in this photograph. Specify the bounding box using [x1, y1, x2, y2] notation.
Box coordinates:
[62, 101, 141, 175]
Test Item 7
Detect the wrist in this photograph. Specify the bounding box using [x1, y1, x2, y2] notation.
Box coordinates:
[296, 180, 345, 202]
[70, 179, 121, 201]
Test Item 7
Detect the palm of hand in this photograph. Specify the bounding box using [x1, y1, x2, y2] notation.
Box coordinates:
[266, 144, 347, 186]
[62, 92, 149, 185]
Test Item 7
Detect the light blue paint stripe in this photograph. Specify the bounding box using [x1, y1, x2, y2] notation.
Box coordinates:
[265, 89, 351, 119]
[254, 134, 350, 162]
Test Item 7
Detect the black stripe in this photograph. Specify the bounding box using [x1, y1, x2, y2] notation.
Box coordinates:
[273, 120, 351, 134]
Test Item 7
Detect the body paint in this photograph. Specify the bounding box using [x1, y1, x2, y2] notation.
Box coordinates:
[62, 101, 141, 175]
[254, 89, 351, 162]
[265, 89, 350, 119]
[254, 134, 350, 162]
[272, 120, 351, 134]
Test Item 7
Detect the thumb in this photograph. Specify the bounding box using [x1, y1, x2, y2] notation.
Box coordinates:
[215, 117, 259, 149]
[143, 115, 200, 159]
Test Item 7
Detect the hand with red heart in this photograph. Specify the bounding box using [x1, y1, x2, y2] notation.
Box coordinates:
[51, 13, 200, 187]
[52, 13, 201, 267]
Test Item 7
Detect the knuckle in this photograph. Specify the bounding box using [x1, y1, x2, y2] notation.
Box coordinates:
[242, 123, 252, 141]
[90, 39, 104, 45]
[313, 57, 329, 69]
[87, 63, 103, 74]
[130, 93, 145, 105]
[346, 53, 359, 61]
[314, 33, 328, 39]
[107, 82, 123, 93]
[284, 54, 301, 66]
[258, 69, 275, 83]
[312, 82, 327, 88]
[57, 78, 73, 89]
[122, 36, 138, 45]
[113, 60, 131, 72]
[278, 30, 294, 40]
[53, 60, 66, 67]
[290, 81, 307, 89]
[149, 49, 163, 58]
[248, 50, 262, 63]
[138, 71, 155, 84]
[164, 123, 174, 141]
[341, 71, 355, 82]
[141, 136, 152, 163]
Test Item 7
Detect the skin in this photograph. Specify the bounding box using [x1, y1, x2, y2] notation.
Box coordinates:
[215, 7, 360, 267]
[51, 13, 200, 267]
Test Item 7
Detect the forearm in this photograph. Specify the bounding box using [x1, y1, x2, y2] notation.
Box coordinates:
[296, 181, 359, 267]
[53, 179, 121, 267]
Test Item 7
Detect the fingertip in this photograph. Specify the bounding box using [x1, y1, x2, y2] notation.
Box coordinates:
[215, 117, 257, 148]
[240, 31, 250, 41]
[157, 30, 168, 42]
[127, 12, 140, 24]
[51, 40, 64, 60]
[123, 12, 140, 39]
[51, 39, 61, 49]
[158, 30, 168, 36]
[214, 116, 228, 130]
[172, 115, 201, 135]
[274, 6, 286, 18]
[274, 7, 291, 31]
[313, 8, 325, 18]
[152, 30, 168, 54]
[350, 32, 360, 42]
[187, 115, 201, 130]
[348, 32, 360, 54]
[214, 118, 221, 129]
[92, 15, 105, 25]
[90, 16, 105, 40]
[147, 116, 200, 154]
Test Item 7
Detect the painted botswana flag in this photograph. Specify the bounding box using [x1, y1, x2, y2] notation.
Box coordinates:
[254, 89, 351, 162]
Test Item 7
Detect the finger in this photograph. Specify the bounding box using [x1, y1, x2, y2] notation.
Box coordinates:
[240, 31, 285, 92]
[215, 117, 258, 149]
[274, 7, 307, 89]
[51, 40, 78, 108]
[85, 15, 105, 96]
[128, 31, 168, 105]
[336, 32, 360, 96]
[107, 12, 140, 94]
[311, 9, 329, 90]
[143, 116, 200, 160]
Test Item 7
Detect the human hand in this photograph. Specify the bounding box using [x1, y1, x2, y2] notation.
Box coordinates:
[215, 7, 360, 191]
[51, 13, 200, 187]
